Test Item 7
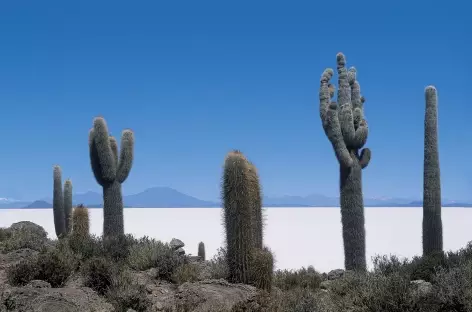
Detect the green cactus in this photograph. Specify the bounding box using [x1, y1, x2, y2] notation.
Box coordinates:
[72, 204, 90, 238]
[53, 165, 66, 238]
[248, 161, 264, 250]
[198, 241, 206, 261]
[319, 53, 371, 271]
[249, 246, 274, 292]
[89, 117, 134, 239]
[63, 179, 73, 234]
[423, 86, 443, 256]
[222, 150, 254, 284]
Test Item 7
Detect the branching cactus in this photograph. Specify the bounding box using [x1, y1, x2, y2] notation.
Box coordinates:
[63, 179, 73, 234]
[319, 53, 371, 271]
[422, 86, 443, 256]
[248, 161, 264, 250]
[89, 117, 134, 239]
[222, 150, 254, 284]
[198, 242, 206, 261]
[53, 165, 66, 238]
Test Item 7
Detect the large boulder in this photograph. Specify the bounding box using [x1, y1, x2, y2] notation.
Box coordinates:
[0, 286, 114, 312]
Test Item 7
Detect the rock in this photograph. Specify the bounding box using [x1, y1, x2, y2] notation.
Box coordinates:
[176, 248, 185, 256]
[26, 280, 51, 289]
[327, 269, 345, 280]
[410, 279, 433, 297]
[170, 238, 185, 250]
[174, 279, 258, 311]
[0, 286, 114, 312]
[9, 222, 47, 240]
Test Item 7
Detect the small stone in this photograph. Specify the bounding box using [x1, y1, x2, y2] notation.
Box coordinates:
[176, 247, 185, 255]
[170, 238, 185, 250]
[327, 269, 345, 280]
[410, 279, 433, 297]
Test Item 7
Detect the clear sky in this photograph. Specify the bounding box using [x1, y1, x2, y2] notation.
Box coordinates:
[0, 1, 469, 202]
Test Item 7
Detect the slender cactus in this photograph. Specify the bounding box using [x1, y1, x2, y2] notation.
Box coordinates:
[198, 242, 206, 261]
[63, 179, 73, 234]
[422, 86, 443, 256]
[89, 117, 134, 238]
[319, 53, 371, 271]
[222, 150, 254, 284]
[53, 165, 66, 238]
[248, 161, 264, 249]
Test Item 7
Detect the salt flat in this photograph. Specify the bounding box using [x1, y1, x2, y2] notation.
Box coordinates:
[0, 207, 470, 273]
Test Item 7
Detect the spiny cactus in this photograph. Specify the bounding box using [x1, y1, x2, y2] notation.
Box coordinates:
[53, 165, 66, 238]
[222, 150, 254, 284]
[248, 161, 264, 249]
[319, 53, 371, 271]
[89, 117, 134, 239]
[72, 204, 90, 238]
[423, 86, 443, 256]
[249, 247, 274, 291]
[63, 179, 73, 234]
[198, 242, 206, 261]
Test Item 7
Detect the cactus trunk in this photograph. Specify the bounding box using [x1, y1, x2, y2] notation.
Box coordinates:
[53, 166, 66, 238]
[422, 86, 443, 256]
[63, 180, 73, 234]
[340, 153, 366, 271]
[103, 180, 125, 238]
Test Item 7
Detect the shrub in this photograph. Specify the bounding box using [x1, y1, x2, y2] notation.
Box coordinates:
[82, 257, 117, 295]
[372, 254, 410, 277]
[0, 227, 12, 242]
[408, 252, 447, 282]
[172, 263, 200, 284]
[250, 247, 274, 291]
[7, 247, 76, 287]
[1, 227, 47, 252]
[128, 236, 183, 281]
[433, 260, 472, 311]
[207, 247, 229, 280]
[273, 266, 322, 291]
[106, 270, 151, 312]
[102, 234, 137, 262]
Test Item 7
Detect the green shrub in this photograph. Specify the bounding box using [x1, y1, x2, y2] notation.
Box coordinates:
[82, 257, 117, 295]
[273, 266, 322, 291]
[7, 256, 39, 286]
[106, 271, 151, 312]
[0, 227, 12, 242]
[207, 247, 229, 280]
[433, 260, 472, 311]
[372, 254, 410, 277]
[171, 263, 200, 284]
[1, 227, 47, 252]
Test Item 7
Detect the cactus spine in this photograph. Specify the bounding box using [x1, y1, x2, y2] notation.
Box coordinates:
[53, 165, 66, 238]
[319, 53, 371, 271]
[89, 117, 134, 239]
[72, 204, 90, 238]
[248, 161, 264, 249]
[63, 179, 73, 234]
[250, 247, 274, 292]
[222, 150, 254, 284]
[198, 242, 206, 261]
[422, 86, 443, 256]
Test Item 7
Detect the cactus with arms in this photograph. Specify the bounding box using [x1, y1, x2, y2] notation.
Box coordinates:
[53, 165, 66, 238]
[319, 53, 371, 271]
[422, 86, 443, 255]
[89, 117, 134, 238]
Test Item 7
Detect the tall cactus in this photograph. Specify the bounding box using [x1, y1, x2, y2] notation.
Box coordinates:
[198, 241, 206, 261]
[63, 179, 73, 234]
[89, 117, 134, 239]
[319, 53, 371, 271]
[248, 161, 264, 249]
[53, 165, 66, 238]
[222, 150, 254, 284]
[422, 86, 443, 256]
[72, 204, 90, 238]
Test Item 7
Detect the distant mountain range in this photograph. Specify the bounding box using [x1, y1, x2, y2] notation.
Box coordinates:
[0, 187, 471, 208]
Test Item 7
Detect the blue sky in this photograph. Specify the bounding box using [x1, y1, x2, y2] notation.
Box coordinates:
[0, 1, 469, 202]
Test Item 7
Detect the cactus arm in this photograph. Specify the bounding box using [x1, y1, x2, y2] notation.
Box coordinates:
[337, 53, 356, 147]
[116, 129, 134, 184]
[359, 148, 371, 169]
[63, 179, 73, 234]
[53, 165, 66, 237]
[92, 117, 116, 182]
[89, 129, 105, 186]
[109, 136, 119, 166]
[319, 68, 353, 168]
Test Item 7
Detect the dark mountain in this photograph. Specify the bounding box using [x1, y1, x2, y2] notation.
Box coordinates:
[24, 200, 53, 209]
[124, 187, 219, 208]
[0, 201, 32, 209]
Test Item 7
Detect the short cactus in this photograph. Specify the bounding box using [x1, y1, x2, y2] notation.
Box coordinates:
[53, 165, 66, 238]
[198, 242, 206, 261]
[422, 86, 443, 256]
[89, 117, 134, 239]
[72, 204, 90, 238]
[63, 179, 73, 234]
[249, 247, 274, 292]
[248, 161, 264, 249]
[318, 53, 370, 271]
[222, 150, 254, 284]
